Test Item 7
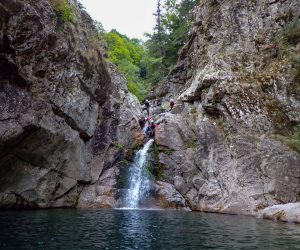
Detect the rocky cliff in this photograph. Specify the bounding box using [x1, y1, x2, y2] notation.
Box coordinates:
[0, 0, 143, 208]
[153, 0, 300, 217]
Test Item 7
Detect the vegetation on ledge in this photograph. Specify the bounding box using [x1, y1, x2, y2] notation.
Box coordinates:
[50, 0, 77, 24]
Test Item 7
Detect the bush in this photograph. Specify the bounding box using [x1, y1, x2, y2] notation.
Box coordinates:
[294, 57, 300, 82]
[51, 0, 77, 24]
[115, 143, 124, 150]
[283, 19, 300, 45]
[287, 127, 300, 153]
[190, 107, 197, 114]
[127, 80, 150, 102]
[276, 126, 300, 154]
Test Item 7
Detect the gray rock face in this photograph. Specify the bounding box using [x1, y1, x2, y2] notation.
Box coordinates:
[155, 181, 190, 210]
[153, 0, 300, 217]
[0, 0, 143, 208]
[156, 110, 300, 214]
[260, 203, 300, 223]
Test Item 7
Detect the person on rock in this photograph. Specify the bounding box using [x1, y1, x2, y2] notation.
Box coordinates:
[145, 116, 153, 123]
[169, 98, 175, 111]
[142, 99, 150, 116]
[146, 120, 156, 138]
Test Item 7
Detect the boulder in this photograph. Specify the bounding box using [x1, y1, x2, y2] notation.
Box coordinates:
[260, 203, 300, 223]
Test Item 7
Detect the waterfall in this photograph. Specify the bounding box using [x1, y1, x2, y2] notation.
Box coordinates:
[124, 139, 154, 208]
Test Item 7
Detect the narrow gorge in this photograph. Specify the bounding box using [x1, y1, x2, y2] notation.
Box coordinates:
[1, 0, 300, 227]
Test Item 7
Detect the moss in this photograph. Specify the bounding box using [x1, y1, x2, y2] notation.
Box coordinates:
[119, 159, 130, 167]
[293, 57, 300, 83]
[276, 19, 300, 47]
[145, 162, 165, 181]
[238, 19, 299, 86]
[190, 107, 197, 114]
[116, 160, 131, 189]
[286, 139, 300, 153]
[152, 143, 160, 158]
[215, 117, 230, 137]
[125, 144, 143, 161]
[275, 126, 300, 154]
[288, 126, 300, 153]
[115, 143, 124, 150]
[160, 148, 174, 155]
[72, 195, 80, 207]
[266, 99, 291, 135]
[186, 136, 199, 149]
[149, 143, 167, 181]
[156, 163, 166, 180]
[50, 0, 77, 25]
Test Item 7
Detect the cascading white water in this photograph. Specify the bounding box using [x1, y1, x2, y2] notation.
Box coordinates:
[124, 139, 154, 208]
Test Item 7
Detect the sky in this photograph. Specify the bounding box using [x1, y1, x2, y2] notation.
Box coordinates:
[80, 0, 157, 40]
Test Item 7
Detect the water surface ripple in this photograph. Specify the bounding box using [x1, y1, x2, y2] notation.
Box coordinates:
[0, 209, 300, 249]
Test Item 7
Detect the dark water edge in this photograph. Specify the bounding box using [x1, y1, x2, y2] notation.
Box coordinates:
[0, 209, 300, 250]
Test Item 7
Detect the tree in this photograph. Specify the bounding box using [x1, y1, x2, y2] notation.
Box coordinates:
[103, 30, 151, 101]
[153, 0, 165, 57]
[145, 0, 198, 73]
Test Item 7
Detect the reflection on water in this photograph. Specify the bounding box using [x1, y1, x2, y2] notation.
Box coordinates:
[0, 209, 300, 250]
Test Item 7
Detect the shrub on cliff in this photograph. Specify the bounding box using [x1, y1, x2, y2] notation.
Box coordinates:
[50, 0, 77, 24]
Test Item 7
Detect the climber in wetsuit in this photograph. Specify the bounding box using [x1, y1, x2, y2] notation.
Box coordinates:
[146, 120, 156, 138]
[169, 98, 175, 111]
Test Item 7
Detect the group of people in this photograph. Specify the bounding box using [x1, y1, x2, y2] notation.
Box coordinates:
[142, 98, 175, 115]
[141, 98, 175, 138]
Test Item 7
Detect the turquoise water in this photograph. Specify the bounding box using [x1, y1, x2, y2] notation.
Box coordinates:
[0, 209, 300, 249]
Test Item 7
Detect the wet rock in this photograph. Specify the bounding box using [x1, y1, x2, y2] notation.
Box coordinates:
[78, 185, 116, 208]
[155, 181, 190, 210]
[260, 203, 300, 223]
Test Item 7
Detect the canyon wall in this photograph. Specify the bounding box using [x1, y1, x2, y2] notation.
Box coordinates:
[0, 0, 143, 208]
[154, 0, 300, 215]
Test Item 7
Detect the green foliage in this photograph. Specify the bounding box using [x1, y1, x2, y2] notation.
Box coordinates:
[187, 136, 199, 149]
[156, 163, 166, 180]
[160, 148, 174, 155]
[72, 195, 80, 207]
[119, 159, 130, 167]
[115, 143, 125, 150]
[277, 19, 300, 46]
[294, 57, 300, 83]
[190, 107, 197, 114]
[87, 1, 198, 100]
[287, 126, 300, 153]
[145, 0, 198, 75]
[146, 162, 165, 181]
[93, 20, 106, 36]
[103, 30, 152, 101]
[276, 126, 300, 154]
[51, 0, 77, 24]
